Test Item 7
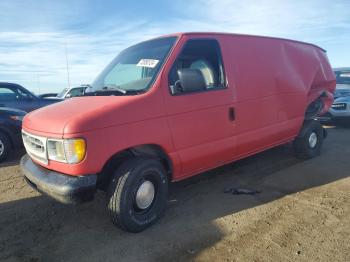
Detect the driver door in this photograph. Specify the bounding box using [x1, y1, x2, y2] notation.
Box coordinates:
[162, 38, 237, 179]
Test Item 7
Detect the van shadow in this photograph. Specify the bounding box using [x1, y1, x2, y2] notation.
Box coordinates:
[0, 128, 349, 262]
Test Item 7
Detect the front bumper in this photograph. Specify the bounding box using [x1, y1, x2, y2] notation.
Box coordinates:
[327, 102, 350, 118]
[21, 154, 97, 204]
[317, 103, 350, 122]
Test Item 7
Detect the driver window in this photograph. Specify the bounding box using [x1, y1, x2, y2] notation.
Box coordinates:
[169, 39, 225, 93]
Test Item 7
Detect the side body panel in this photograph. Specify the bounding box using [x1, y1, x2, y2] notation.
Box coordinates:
[221, 35, 306, 157]
[162, 34, 335, 180]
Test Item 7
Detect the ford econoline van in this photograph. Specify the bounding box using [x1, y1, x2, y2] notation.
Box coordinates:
[21, 33, 335, 232]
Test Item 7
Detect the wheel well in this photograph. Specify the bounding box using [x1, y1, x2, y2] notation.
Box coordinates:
[97, 144, 172, 190]
[305, 96, 324, 120]
[0, 128, 13, 149]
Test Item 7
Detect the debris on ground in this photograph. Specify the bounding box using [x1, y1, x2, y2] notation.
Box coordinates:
[224, 187, 261, 195]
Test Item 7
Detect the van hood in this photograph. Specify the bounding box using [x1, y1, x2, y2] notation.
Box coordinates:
[334, 84, 350, 98]
[334, 96, 350, 103]
[23, 95, 162, 135]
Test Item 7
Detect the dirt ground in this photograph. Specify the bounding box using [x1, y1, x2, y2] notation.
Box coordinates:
[0, 126, 349, 262]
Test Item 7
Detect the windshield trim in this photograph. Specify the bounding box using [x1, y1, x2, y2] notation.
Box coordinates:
[88, 36, 179, 96]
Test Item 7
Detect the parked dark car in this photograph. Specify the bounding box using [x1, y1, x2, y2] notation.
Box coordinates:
[38, 93, 58, 98]
[318, 68, 350, 124]
[0, 107, 26, 162]
[0, 82, 61, 112]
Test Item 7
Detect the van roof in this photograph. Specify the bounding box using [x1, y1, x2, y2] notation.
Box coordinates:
[157, 32, 326, 52]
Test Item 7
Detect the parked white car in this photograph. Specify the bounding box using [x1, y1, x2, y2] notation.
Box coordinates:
[56, 85, 89, 99]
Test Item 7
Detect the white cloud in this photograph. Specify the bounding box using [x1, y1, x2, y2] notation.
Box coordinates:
[0, 0, 349, 93]
[174, 0, 350, 38]
[0, 24, 158, 93]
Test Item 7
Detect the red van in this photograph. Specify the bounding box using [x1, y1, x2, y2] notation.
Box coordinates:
[21, 33, 335, 232]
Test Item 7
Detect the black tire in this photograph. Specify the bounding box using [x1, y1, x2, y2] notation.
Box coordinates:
[293, 120, 324, 159]
[106, 157, 168, 233]
[0, 132, 11, 162]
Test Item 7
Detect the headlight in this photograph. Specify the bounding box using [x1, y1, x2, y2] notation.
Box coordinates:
[9, 115, 24, 121]
[47, 140, 66, 162]
[47, 138, 86, 164]
[63, 139, 86, 164]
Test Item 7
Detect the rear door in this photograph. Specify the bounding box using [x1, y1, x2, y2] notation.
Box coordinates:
[162, 38, 237, 179]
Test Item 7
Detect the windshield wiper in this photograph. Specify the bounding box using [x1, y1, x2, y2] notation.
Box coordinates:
[83, 85, 127, 96]
[84, 88, 142, 96]
[102, 85, 127, 94]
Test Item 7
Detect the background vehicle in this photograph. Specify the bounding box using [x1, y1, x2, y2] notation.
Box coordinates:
[21, 33, 335, 232]
[56, 85, 88, 99]
[0, 82, 61, 112]
[38, 93, 58, 98]
[319, 68, 350, 124]
[0, 107, 26, 162]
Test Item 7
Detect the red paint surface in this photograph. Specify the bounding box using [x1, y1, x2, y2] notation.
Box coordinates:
[22, 33, 336, 181]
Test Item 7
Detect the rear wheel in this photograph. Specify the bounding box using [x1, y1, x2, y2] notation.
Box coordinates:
[0, 132, 11, 162]
[106, 157, 168, 233]
[293, 120, 324, 159]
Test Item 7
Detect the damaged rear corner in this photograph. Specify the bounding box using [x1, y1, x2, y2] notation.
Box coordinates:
[305, 61, 336, 120]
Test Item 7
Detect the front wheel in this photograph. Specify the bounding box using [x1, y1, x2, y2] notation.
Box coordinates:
[0, 132, 11, 162]
[293, 120, 324, 159]
[106, 157, 168, 233]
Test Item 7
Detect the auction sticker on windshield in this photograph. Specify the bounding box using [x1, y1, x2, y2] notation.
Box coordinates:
[137, 59, 159, 68]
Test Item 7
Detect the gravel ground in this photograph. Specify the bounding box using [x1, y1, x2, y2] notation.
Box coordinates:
[0, 127, 349, 262]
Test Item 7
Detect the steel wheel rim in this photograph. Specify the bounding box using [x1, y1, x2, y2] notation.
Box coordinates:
[135, 180, 155, 210]
[0, 139, 4, 156]
[309, 132, 318, 148]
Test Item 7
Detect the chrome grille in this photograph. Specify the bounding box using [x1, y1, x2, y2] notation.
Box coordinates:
[22, 131, 48, 164]
[331, 103, 347, 111]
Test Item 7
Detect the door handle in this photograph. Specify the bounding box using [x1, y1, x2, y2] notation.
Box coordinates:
[229, 107, 235, 121]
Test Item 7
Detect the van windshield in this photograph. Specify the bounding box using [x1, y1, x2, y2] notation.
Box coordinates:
[87, 37, 177, 95]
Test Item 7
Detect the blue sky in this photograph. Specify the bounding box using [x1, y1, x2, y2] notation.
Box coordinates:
[0, 0, 349, 94]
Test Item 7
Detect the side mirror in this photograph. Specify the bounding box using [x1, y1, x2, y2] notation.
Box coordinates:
[171, 68, 206, 95]
[65, 93, 72, 98]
